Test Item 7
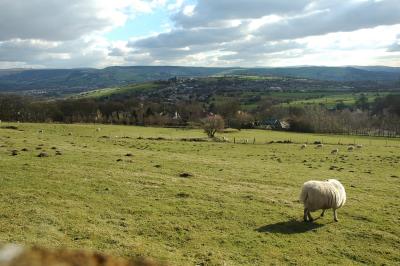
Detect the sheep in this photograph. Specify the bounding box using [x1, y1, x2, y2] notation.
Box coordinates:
[331, 148, 339, 154]
[96, 128, 101, 132]
[301, 144, 307, 149]
[356, 144, 363, 148]
[38, 129, 44, 133]
[316, 144, 324, 148]
[348, 146, 354, 151]
[299, 179, 346, 222]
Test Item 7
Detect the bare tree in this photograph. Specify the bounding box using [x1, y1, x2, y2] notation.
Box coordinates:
[202, 115, 225, 138]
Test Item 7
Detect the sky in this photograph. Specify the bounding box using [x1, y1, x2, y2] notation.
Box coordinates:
[0, 0, 399, 69]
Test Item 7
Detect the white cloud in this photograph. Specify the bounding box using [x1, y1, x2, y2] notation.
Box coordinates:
[126, 0, 400, 67]
[0, 0, 400, 68]
[0, 0, 173, 68]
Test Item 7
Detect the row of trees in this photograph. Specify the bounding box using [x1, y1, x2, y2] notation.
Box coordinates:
[0, 93, 399, 137]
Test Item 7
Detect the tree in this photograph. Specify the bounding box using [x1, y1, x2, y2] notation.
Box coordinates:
[202, 115, 225, 138]
[231, 111, 254, 130]
[355, 94, 369, 111]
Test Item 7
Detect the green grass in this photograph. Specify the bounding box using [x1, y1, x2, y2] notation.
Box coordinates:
[0, 123, 399, 265]
[74, 83, 160, 99]
[282, 92, 390, 108]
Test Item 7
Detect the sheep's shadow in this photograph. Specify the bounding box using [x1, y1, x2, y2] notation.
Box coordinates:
[256, 219, 325, 234]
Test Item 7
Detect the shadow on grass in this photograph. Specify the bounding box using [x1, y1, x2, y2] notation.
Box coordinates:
[256, 219, 325, 234]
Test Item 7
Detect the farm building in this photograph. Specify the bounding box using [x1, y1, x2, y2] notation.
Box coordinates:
[256, 118, 290, 130]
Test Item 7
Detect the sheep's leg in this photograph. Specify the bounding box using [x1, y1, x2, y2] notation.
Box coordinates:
[307, 210, 314, 222]
[320, 210, 325, 217]
[303, 208, 308, 222]
[333, 209, 339, 222]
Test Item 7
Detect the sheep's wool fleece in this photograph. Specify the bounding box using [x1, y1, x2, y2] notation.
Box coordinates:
[299, 179, 346, 211]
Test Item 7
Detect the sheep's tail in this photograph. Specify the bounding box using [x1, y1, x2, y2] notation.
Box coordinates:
[299, 186, 308, 203]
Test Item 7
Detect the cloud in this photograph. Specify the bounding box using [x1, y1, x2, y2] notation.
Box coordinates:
[173, 0, 310, 28]
[0, 0, 170, 67]
[0, 0, 400, 68]
[257, 0, 400, 41]
[387, 34, 400, 52]
[131, 26, 244, 49]
[125, 0, 400, 66]
[388, 43, 400, 52]
[0, 0, 118, 41]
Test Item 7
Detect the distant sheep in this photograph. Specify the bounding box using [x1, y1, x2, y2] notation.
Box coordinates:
[299, 179, 346, 222]
[316, 144, 324, 148]
[38, 129, 44, 133]
[331, 148, 339, 154]
[96, 128, 101, 132]
[348, 146, 354, 151]
[356, 144, 363, 148]
[301, 144, 307, 149]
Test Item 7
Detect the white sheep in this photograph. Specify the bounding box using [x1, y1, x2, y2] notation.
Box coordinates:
[331, 148, 339, 154]
[301, 144, 307, 149]
[299, 179, 346, 222]
[348, 146, 354, 151]
[38, 129, 44, 133]
[356, 144, 363, 148]
[96, 128, 101, 132]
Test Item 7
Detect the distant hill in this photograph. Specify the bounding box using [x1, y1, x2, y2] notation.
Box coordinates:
[232, 66, 400, 82]
[0, 66, 399, 94]
[352, 66, 400, 73]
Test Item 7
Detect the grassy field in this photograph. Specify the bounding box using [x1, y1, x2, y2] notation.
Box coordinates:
[282, 92, 389, 108]
[0, 122, 399, 265]
[73, 83, 160, 99]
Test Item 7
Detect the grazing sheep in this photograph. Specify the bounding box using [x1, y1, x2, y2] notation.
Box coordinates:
[96, 128, 101, 132]
[38, 129, 44, 133]
[356, 144, 363, 148]
[37, 152, 49, 158]
[316, 144, 324, 148]
[301, 144, 307, 149]
[331, 148, 339, 154]
[348, 146, 354, 151]
[299, 179, 346, 222]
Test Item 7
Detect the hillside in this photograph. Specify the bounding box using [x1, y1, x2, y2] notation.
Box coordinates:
[1, 122, 399, 265]
[0, 66, 399, 96]
[74, 76, 397, 110]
